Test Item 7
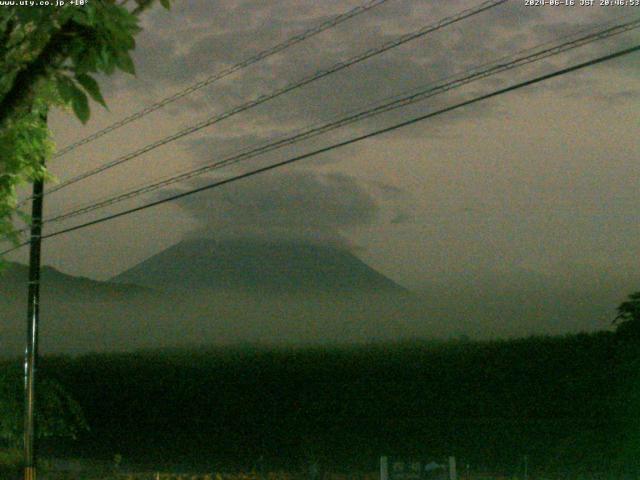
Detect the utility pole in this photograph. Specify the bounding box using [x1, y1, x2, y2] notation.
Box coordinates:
[23, 112, 46, 480]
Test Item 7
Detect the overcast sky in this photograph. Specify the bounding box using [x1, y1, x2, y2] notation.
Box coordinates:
[6, 0, 640, 290]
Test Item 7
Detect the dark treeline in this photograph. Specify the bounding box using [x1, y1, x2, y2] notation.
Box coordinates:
[6, 332, 640, 476]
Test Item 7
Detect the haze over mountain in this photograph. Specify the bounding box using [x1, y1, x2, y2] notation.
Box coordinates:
[0, 262, 158, 356]
[1, 237, 634, 357]
[0, 239, 419, 356]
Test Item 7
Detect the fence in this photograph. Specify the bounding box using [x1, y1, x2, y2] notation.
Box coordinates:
[110, 472, 380, 480]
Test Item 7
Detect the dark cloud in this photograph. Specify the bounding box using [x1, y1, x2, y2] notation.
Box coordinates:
[115, 4, 530, 100]
[90, 0, 640, 166]
[103, 0, 638, 122]
[162, 170, 391, 244]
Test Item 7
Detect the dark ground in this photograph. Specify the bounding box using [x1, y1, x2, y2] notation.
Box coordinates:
[3, 332, 640, 477]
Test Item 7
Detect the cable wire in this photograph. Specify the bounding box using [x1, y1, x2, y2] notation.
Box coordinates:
[3, 42, 638, 256]
[23, 0, 508, 204]
[36, 18, 640, 226]
[52, 0, 392, 158]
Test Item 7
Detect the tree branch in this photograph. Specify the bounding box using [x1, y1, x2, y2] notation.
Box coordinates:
[0, 25, 68, 128]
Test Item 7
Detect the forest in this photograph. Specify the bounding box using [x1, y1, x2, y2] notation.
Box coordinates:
[1, 330, 638, 477]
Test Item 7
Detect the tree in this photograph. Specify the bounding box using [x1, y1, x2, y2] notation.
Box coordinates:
[613, 291, 640, 339]
[0, 0, 172, 252]
[0, 366, 87, 448]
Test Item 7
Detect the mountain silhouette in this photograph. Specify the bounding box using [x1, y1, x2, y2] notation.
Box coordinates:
[110, 238, 407, 294]
[0, 262, 156, 356]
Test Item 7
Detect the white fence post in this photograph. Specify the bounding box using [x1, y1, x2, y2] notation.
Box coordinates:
[380, 456, 389, 480]
[448, 457, 456, 480]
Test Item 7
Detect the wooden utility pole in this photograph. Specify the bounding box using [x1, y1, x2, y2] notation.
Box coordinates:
[23, 113, 46, 480]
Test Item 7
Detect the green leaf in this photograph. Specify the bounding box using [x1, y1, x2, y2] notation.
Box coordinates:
[71, 90, 90, 124]
[75, 73, 107, 108]
[98, 46, 116, 75]
[55, 75, 78, 104]
[14, 9, 44, 25]
[160, 0, 172, 10]
[56, 75, 90, 124]
[86, 4, 97, 24]
[74, 50, 99, 74]
[69, 8, 91, 27]
[115, 52, 136, 75]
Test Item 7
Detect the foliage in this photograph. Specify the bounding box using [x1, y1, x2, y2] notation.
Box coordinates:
[0, 366, 88, 448]
[0, 446, 21, 479]
[35, 333, 631, 475]
[0, 0, 172, 253]
[0, 94, 54, 245]
[0, 446, 21, 467]
[613, 291, 640, 339]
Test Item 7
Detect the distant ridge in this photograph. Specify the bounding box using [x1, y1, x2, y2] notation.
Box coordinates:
[0, 261, 148, 299]
[0, 262, 158, 356]
[110, 238, 407, 294]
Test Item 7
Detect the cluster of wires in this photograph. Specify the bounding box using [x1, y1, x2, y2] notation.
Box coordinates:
[3, 0, 639, 256]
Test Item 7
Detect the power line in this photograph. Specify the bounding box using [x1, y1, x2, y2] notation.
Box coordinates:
[24, 0, 507, 204]
[52, 0, 392, 159]
[35, 18, 640, 226]
[3, 42, 638, 256]
[17, 0, 392, 209]
[5, 20, 638, 239]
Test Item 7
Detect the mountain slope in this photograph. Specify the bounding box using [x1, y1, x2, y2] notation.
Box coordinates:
[0, 262, 162, 357]
[0, 250, 421, 356]
[110, 238, 407, 294]
[1, 261, 148, 300]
